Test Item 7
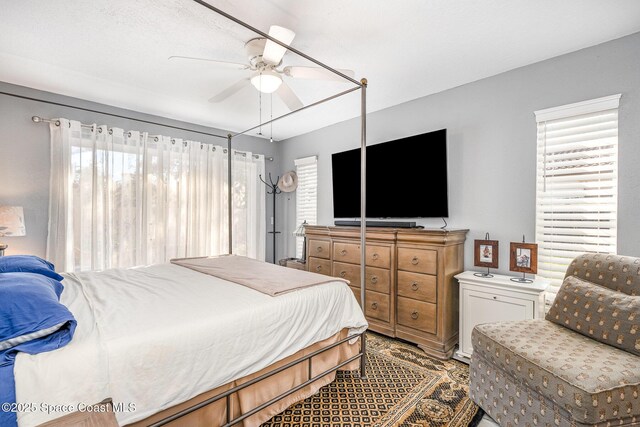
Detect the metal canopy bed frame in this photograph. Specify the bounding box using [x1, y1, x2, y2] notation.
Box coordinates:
[169, 2, 369, 425]
[21, 1, 369, 425]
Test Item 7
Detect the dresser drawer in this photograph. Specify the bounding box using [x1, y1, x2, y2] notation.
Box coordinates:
[308, 239, 330, 259]
[333, 242, 391, 268]
[333, 261, 360, 285]
[349, 287, 390, 323]
[335, 262, 390, 294]
[397, 297, 436, 334]
[397, 271, 437, 303]
[308, 257, 332, 276]
[397, 247, 437, 274]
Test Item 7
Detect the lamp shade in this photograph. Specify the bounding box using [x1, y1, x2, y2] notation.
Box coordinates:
[294, 220, 307, 237]
[250, 70, 282, 93]
[0, 206, 26, 237]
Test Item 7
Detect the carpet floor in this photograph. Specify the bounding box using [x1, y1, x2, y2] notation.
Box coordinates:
[262, 332, 483, 427]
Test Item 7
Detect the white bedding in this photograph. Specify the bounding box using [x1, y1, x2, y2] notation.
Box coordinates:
[14, 263, 368, 426]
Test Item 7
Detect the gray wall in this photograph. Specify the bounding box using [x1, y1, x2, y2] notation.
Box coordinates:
[0, 81, 282, 262]
[278, 32, 640, 272]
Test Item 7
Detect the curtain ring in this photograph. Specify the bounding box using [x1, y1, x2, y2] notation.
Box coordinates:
[154, 137, 159, 142]
[98, 128, 103, 133]
[201, 143, 204, 149]
[108, 128, 113, 135]
[126, 131, 132, 137]
[183, 141, 187, 147]
[171, 139, 175, 145]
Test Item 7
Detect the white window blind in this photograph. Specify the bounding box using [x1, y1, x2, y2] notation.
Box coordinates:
[295, 156, 318, 258]
[535, 95, 620, 301]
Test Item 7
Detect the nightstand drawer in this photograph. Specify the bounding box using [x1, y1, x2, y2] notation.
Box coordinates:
[397, 297, 436, 334]
[308, 239, 330, 259]
[397, 271, 437, 303]
[349, 288, 390, 323]
[335, 262, 390, 294]
[333, 242, 391, 268]
[308, 257, 331, 276]
[397, 248, 437, 274]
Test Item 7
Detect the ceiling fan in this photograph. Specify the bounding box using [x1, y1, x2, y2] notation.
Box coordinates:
[169, 25, 355, 111]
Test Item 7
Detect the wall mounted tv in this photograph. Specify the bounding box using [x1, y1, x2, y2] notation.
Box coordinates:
[331, 129, 448, 218]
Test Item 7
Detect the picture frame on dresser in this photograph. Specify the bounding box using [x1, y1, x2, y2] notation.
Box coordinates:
[509, 241, 538, 274]
[474, 239, 499, 268]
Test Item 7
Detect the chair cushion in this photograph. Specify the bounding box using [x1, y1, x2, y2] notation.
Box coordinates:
[472, 319, 640, 424]
[547, 275, 640, 356]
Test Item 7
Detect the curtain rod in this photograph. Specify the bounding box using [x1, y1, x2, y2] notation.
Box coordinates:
[31, 115, 273, 161]
[1, 90, 228, 140]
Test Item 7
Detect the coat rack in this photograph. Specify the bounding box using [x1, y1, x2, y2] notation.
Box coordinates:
[259, 173, 281, 263]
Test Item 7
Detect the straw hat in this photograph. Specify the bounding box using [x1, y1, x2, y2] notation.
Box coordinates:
[278, 171, 298, 192]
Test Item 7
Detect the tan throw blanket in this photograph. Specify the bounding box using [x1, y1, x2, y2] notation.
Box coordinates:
[170, 255, 349, 296]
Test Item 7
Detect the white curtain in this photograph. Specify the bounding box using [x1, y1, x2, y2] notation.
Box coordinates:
[47, 119, 265, 272]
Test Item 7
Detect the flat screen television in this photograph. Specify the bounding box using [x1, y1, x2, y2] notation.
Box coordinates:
[331, 129, 448, 218]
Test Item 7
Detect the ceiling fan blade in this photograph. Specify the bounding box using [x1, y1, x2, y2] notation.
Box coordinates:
[262, 25, 295, 65]
[276, 82, 303, 111]
[169, 56, 248, 70]
[283, 66, 355, 82]
[208, 79, 249, 103]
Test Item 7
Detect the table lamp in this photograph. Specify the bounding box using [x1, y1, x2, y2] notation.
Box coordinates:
[0, 206, 26, 255]
[294, 220, 308, 263]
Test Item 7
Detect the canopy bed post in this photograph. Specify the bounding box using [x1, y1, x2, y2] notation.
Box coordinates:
[227, 133, 233, 255]
[360, 78, 368, 379]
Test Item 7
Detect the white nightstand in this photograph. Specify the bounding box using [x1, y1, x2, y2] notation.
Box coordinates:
[453, 271, 549, 363]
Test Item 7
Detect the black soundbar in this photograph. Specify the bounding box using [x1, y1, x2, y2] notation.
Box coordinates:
[334, 220, 417, 228]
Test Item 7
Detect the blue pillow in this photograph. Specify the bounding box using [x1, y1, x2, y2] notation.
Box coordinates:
[0, 272, 76, 427]
[0, 255, 63, 281]
[0, 273, 71, 345]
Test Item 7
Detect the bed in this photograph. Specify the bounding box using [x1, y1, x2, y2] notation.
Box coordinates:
[14, 261, 367, 426]
[10, 2, 369, 425]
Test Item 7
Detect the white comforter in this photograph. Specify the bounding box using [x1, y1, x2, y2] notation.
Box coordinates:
[14, 263, 368, 426]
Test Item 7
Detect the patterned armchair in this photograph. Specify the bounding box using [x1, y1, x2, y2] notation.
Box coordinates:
[469, 253, 640, 427]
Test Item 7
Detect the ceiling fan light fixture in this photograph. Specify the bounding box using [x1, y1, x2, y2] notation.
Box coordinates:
[251, 70, 282, 93]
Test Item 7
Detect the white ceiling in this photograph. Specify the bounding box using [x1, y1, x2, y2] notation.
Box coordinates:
[1, 0, 639, 140]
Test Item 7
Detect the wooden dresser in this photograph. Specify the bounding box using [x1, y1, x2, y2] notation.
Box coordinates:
[305, 225, 467, 359]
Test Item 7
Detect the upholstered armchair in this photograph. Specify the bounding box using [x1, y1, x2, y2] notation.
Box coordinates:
[469, 253, 640, 427]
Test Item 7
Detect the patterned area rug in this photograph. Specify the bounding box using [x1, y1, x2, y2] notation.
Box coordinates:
[262, 332, 483, 427]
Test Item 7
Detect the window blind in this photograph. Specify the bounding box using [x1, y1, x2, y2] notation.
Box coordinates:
[295, 156, 318, 258]
[534, 95, 620, 302]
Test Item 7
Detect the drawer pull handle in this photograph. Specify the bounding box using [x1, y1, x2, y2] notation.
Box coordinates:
[371, 276, 378, 284]
[371, 302, 378, 310]
[340, 271, 346, 278]
[411, 282, 419, 291]
[411, 256, 419, 265]
[411, 310, 419, 320]
[316, 246, 323, 253]
[340, 249, 347, 256]
[372, 253, 379, 260]
[315, 265, 322, 272]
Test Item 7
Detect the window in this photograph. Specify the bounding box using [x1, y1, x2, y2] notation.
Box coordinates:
[47, 119, 265, 271]
[534, 95, 620, 300]
[295, 156, 318, 258]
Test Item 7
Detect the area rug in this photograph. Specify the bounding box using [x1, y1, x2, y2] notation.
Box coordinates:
[262, 332, 483, 427]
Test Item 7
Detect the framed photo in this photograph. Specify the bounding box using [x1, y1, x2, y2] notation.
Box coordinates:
[474, 239, 499, 268]
[509, 242, 538, 274]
